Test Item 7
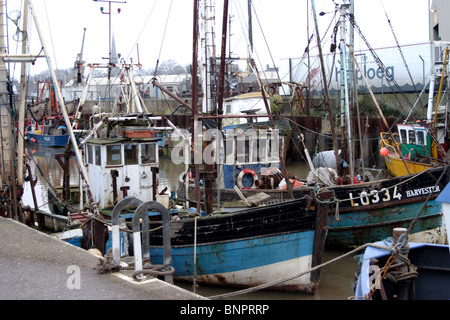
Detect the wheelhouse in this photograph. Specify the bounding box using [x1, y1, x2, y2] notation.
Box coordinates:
[85, 138, 159, 209]
[397, 124, 432, 159]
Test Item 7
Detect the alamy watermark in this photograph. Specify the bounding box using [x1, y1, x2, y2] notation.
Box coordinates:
[170, 121, 283, 165]
[67, 265, 81, 290]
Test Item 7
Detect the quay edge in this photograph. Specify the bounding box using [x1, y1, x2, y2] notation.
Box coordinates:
[0, 216, 206, 300]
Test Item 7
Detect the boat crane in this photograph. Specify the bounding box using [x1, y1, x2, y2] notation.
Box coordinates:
[74, 28, 87, 84]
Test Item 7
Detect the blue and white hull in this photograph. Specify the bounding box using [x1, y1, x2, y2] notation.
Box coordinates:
[147, 197, 327, 293]
[27, 132, 70, 147]
[150, 230, 316, 291]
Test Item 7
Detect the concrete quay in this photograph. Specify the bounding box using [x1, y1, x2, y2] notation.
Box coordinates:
[0, 217, 206, 300]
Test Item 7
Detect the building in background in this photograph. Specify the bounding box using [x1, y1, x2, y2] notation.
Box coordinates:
[430, 0, 450, 41]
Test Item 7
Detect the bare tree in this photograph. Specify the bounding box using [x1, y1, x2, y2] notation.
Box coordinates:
[156, 59, 187, 75]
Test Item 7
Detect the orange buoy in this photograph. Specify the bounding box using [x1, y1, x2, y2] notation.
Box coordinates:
[380, 147, 389, 157]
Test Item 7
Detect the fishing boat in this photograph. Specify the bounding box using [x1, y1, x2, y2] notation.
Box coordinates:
[51, 87, 328, 293]
[193, 160, 448, 248]
[353, 228, 450, 300]
[45, 62, 168, 216]
[26, 81, 78, 147]
[179, 1, 450, 249]
[146, 196, 327, 292]
[78, 0, 325, 293]
[121, 0, 325, 292]
[304, 2, 449, 247]
[26, 115, 72, 147]
[379, 42, 450, 177]
[324, 165, 448, 247]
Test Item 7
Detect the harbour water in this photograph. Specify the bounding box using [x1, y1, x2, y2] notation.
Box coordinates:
[22, 143, 360, 300]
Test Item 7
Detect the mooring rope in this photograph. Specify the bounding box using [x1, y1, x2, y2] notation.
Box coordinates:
[95, 249, 175, 280]
[209, 242, 372, 300]
[208, 231, 417, 300]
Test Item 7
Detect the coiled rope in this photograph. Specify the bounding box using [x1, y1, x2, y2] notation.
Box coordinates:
[95, 248, 175, 280]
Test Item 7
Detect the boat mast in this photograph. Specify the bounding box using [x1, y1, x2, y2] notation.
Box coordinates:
[0, 0, 19, 220]
[17, 0, 29, 191]
[200, 0, 216, 114]
[248, 0, 253, 55]
[192, 0, 201, 212]
[28, 0, 99, 214]
[311, 0, 340, 170]
[217, 0, 229, 127]
[338, 1, 354, 182]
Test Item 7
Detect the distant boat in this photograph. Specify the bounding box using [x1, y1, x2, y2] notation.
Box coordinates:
[26, 81, 78, 147]
[26, 115, 71, 147]
[379, 42, 450, 177]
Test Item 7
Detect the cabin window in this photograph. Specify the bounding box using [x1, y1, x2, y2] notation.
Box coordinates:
[95, 146, 101, 166]
[408, 130, 415, 144]
[258, 136, 267, 162]
[224, 134, 234, 165]
[106, 145, 122, 165]
[236, 135, 247, 164]
[125, 144, 139, 165]
[87, 145, 93, 164]
[141, 143, 156, 164]
[416, 131, 425, 145]
[400, 129, 407, 143]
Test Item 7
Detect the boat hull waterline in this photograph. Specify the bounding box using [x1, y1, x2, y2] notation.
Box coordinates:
[145, 197, 327, 293]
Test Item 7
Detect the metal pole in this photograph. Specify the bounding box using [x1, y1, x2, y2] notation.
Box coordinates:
[339, 2, 354, 182]
[192, 0, 201, 212]
[28, 0, 99, 212]
[311, 0, 340, 171]
[17, 0, 29, 188]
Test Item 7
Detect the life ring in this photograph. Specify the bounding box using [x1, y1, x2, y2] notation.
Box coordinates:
[237, 169, 259, 189]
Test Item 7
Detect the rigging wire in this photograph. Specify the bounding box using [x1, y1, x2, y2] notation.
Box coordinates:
[347, 10, 443, 154]
[125, 0, 159, 62]
[248, 1, 282, 90]
[154, 0, 173, 77]
[42, 0, 58, 72]
[378, 0, 423, 108]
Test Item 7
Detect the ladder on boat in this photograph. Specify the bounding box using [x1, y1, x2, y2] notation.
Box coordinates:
[200, 0, 218, 113]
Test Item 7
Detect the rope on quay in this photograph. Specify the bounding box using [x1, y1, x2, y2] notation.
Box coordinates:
[95, 248, 175, 280]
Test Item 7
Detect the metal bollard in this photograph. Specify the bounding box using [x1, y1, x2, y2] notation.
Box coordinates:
[133, 201, 173, 284]
[111, 197, 143, 265]
[131, 202, 150, 280]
